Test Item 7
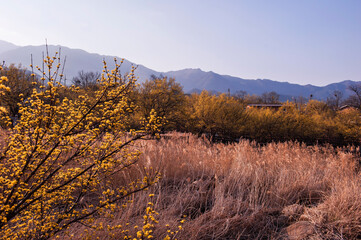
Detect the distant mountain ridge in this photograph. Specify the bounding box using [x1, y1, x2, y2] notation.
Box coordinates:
[0, 40, 19, 54]
[0, 40, 358, 100]
[164, 68, 356, 100]
[0, 42, 160, 84]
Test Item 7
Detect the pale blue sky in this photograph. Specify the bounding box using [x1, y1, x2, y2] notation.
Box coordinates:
[1, 0, 360, 86]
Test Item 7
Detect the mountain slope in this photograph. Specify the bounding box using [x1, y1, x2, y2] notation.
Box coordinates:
[0, 41, 358, 100]
[0, 44, 160, 83]
[0, 40, 19, 54]
[165, 68, 356, 99]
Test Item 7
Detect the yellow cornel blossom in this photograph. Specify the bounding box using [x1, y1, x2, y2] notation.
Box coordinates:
[0, 76, 10, 94]
[0, 52, 163, 239]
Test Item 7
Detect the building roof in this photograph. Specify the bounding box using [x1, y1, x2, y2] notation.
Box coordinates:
[247, 104, 283, 108]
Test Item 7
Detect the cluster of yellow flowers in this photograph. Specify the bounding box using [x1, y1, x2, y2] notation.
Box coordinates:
[0, 76, 10, 95]
[0, 52, 163, 239]
[118, 194, 185, 240]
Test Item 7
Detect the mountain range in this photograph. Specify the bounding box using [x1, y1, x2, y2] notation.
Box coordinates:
[0, 40, 358, 100]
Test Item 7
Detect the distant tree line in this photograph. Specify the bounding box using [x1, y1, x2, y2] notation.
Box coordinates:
[2, 66, 361, 146]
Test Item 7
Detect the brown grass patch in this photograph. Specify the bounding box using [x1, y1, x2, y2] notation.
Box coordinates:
[60, 132, 360, 239]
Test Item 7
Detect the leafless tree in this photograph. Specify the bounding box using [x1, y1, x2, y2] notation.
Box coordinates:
[345, 83, 361, 109]
[72, 71, 101, 90]
[261, 91, 280, 104]
[326, 90, 343, 110]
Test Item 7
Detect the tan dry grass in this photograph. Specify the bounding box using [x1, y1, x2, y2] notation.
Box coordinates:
[59, 132, 360, 239]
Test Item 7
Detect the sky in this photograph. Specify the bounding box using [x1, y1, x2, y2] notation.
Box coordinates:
[0, 0, 360, 86]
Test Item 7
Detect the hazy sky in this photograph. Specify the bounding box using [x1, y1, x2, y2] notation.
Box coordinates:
[1, 0, 360, 86]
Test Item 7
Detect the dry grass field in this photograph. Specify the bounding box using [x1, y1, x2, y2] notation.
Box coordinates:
[63, 132, 361, 240]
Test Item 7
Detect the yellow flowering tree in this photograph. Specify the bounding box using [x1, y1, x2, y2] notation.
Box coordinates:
[0, 52, 162, 239]
[136, 76, 186, 131]
[0, 64, 37, 126]
[190, 91, 247, 140]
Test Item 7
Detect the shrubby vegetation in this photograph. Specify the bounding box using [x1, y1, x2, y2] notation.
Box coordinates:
[134, 76, 187, 132]
[188, 91, 247, 140]
[3, 63, 360, 146]
[0, 54, 184, 239]
[0, 64, 38, 126]
[134, 77, 361, 146]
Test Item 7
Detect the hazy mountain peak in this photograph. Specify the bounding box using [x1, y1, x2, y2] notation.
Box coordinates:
[0, 40, 19, 54]
[0, 40, 359, 100]
[0, 43, 159, 82]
